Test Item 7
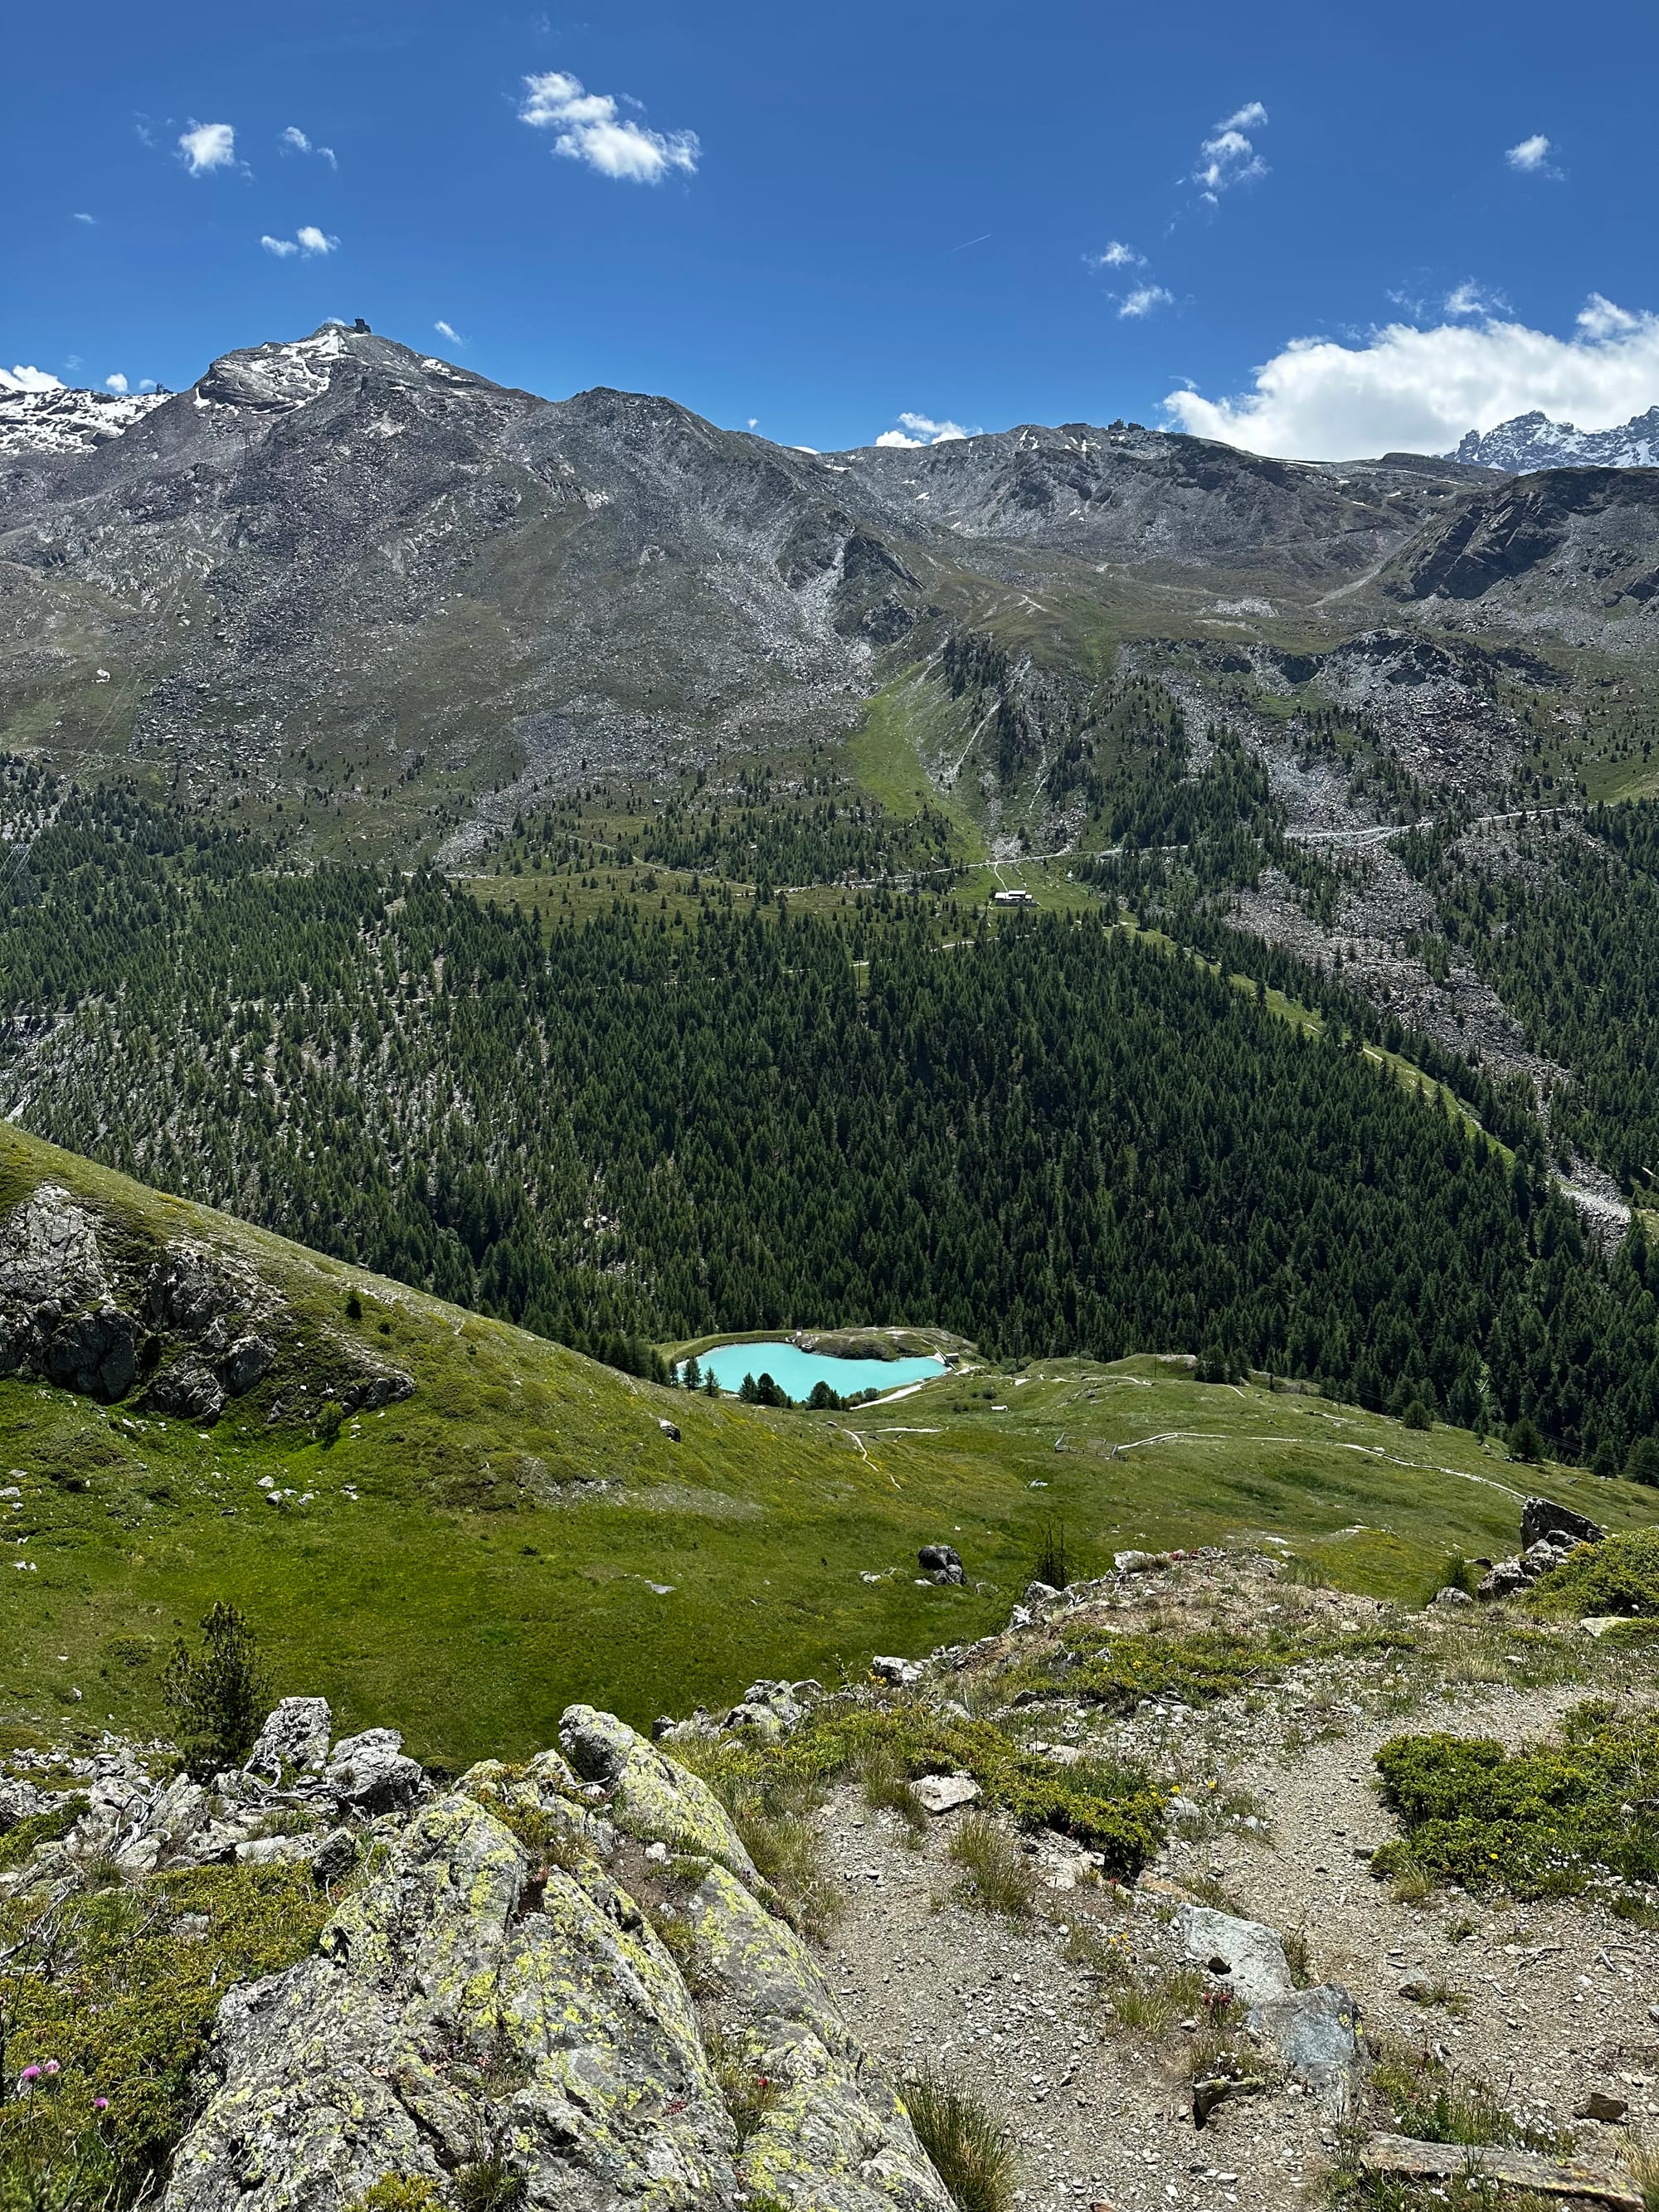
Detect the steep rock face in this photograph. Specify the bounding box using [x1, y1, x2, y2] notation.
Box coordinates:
[1385, 467, 1659, 610]
[163, 1711, 953, 2212]
[0, 1178, 408, 1422]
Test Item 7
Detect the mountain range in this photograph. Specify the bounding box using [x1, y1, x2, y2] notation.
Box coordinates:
[1452, 402, 1659, 472]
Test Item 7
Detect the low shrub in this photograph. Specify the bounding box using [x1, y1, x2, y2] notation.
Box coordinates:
[1371, 1703, 1659, 1897]
[346, 2181, 444, 2212]
[0, 1864, 330, 2204]
[0, 1795, 87, 1874]
[1369, 2040, 1571, 2155]
[1527, 1527, 1659, 1618]
[898, 2074, 1016, 2212]
[679, 1698, 1166, 1883]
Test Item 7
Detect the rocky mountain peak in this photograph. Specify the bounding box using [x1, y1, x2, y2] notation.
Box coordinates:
[1451, 402, 1659, 472]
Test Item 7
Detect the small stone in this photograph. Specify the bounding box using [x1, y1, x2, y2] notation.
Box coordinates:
[912, 1774, 980, 1816]
[870, 1655, 923, 1688]
[1578, 2091, 1630, 2123]
[657, 1419, 680, 1441]
[1430, 1585, 1474, 1609]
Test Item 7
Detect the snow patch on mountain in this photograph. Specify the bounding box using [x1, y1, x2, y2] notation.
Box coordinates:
[0, 384, 169, 459]
[1452, 404, 1659, 472]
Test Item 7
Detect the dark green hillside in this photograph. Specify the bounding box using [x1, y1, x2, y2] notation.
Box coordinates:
[2, 1124, 1652, 1772]
[4, 790, 1659, 1463]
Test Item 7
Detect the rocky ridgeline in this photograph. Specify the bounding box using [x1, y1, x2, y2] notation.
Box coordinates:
[1, 1696, 952, 2212]
[0, 1179, 409, 1425]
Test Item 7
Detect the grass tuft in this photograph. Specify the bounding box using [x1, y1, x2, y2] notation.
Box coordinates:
[899, 2073, 1017, 2212]
[946, 1816, 1034, 1918]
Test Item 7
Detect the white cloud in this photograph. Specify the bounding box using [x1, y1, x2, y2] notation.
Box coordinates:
[178, 121, 236, 175]
[434, 319, 463, 343]
[874, 410, 976, 448]
[519, 69, 698, 183]
[280, 124, 337, 167]
[1444, 280, 1506, 318]
[1163, 294, 1659, 459]
[747, 416, 758, 429]
[1088, 240, 1144, 269]
[1120, 283, 1174, 319]
[1506, 134, 1554, 174]
[1193, 104, 1268, 202]
[0, 365, 64, 392]
[262, 226, 338, 258]
[105, 373, 128, 394]
[72, 211, 95, 225]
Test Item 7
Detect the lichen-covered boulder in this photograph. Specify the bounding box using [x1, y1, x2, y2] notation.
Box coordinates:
[163, 1712, 956, 2212]
[669, 1860, 954, 2211]
[164, 1787, 742, 2211]
[559, 1704, 758, 1881]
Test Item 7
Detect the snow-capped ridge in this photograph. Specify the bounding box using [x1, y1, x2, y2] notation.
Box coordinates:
[1452, 403, 1659, 473]
[0, 384, 170, 460]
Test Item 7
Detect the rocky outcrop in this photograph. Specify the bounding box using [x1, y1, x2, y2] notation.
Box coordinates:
[1478, 1496, 1604, 1599]
[154, 1705, 952, 2212]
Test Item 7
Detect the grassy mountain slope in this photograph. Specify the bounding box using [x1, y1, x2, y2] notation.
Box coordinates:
[3, 1125, 1653, 1772]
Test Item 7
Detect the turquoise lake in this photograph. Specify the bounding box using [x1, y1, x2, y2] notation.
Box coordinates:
[685, 1340, 946, 1399]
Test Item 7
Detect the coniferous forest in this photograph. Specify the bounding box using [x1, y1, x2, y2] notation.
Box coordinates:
[3, 784, 1659, 1469]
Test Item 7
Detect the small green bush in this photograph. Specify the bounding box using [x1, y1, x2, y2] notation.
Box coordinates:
[1370, 2041, 1570, 2154]
[0, 1796, 86, 1874]
[1401, 1400, 1433, 1432]
[1371, 1704, 1659, 1897]
[899, 2074, 1016, 2212]
[1528, 1527, 1659, 1618]
[679, 1698, 1167, 1884]
[0, 1864, 329, 2202]
[346, 2180, 443, 2212]
[1505, 1415, 1543, 1463]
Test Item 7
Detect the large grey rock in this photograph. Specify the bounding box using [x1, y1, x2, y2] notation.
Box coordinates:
[918, 1543, 965, 1586]
[0, 1186, 109, 1306]
[1247, 1983, 1364, 2117]
[246, 1697, 333, 1783]
[559, 1704, 757, 1881]
[222, 1333, 276, 1396]
[147, 1354, 226, 1422]
[163, 1717, 951, 2212]
[323, 1726, 427, 1815]
[911, 1774, 980, 1816]
[45, 1305, 138, 1400]
[1477, 1557, 1530, 1600]
[1178, 1906, 1294, 2008]
[1521, 1497, 1603, 1549]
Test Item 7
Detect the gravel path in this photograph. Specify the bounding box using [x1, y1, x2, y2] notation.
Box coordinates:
[824, 1675, 1657, 2211]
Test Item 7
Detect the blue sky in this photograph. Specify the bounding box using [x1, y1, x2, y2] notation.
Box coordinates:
[7, 0, 1659, 459]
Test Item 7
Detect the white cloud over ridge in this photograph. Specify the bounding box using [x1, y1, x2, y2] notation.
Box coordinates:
[435, 319, 463, 343]
[105, 373, 128, 394]
[875, 411, 975, 448]
[262, 226, 338, 258]
[1165, 295, 1659, 460]
[0, 366, 64, 392]
[178, 122, 236, 175]
[519, 70, 698, 183]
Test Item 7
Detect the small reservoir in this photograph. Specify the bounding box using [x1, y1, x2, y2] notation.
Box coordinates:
[686, 1340, 946, 1400]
